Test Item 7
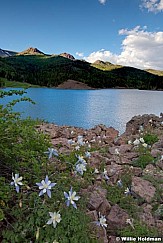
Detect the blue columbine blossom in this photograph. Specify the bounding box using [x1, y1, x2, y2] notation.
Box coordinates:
[64, 187, 80, 209]
[103, 168, 110, 181]
[117, 179, 123, 187]
[11, 173, 23, 193]
[85, 151, 91, 158]
[45, 148, 58, 159]
[75, 155, 87, 175]
[76, 155, 87, 165]
[77, 135, 84, 146]
[75, 163, 87, 175]
[36, 175, 56, 198]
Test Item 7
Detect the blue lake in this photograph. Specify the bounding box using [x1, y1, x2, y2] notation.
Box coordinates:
[1, 88, 163, 134]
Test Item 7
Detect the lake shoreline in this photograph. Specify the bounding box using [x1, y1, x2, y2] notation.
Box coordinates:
[2, 79, 163, 91]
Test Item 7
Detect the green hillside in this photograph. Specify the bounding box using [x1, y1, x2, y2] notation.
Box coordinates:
[0, 55, 163, 90]
[146, 69, 163, 76]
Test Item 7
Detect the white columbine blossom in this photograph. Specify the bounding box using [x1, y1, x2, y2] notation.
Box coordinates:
[139, 137, 145, 143]
[103, 168, 109, 181]
[142, 143, 148, 148]
[46, 211, 61, 228]
[96, 212, 107, 228]
[94, 168, 100, 174]
[133, 139, 140, 146]
[11, 173, 23, 193]
[124, 187, 132, 195]
[77, 135, 84, 146]
[85, 151, 91, 158]
[75, 145, 80, 151]
[126, 218, 135, 229]
[64, 187, 80, 209]
[36, 175, 56, 198]
[75, 163, 87, 175]
[115, 148, 120, 155]
[139, 125, 144, 133]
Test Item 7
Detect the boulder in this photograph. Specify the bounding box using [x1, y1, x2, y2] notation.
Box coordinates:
[107, 205, 129, 230]
[131, 176, 156, 203]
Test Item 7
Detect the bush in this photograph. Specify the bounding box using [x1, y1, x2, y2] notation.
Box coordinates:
[143, 133, 158, 145]
[0, 90, 97, 242]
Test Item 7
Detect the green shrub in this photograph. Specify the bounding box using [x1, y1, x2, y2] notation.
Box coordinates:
[132, 154, 155, 169]
[143, 133, 158, 145]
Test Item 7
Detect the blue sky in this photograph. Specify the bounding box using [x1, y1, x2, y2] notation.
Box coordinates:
[1, 0, 163, 69]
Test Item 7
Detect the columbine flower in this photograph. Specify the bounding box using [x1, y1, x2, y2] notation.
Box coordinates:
[11, 173, 23, 193]
[124, 187, 132, 196]
[45, 148, 58, 159]
[94, 168, 100, 174]
[46, 211, 61, 228]
[36, 175, 56, 198]
[103, 168, 109, 181]
[139, 125, 144, 133]
[128, 140, 132, 145]
[139, 137, 145, 143]
[142, 143, 148, 148]
[75, 145, 80, 151]
[64, 187, 80, 209]
[115, 148, 120, 155]
[117, 179, 123, 187]
[96, 212, 107, 228]
[85, 151, 91, 158]
[68, 139, 75, 145]
[75, 163, 87, 175]
[126, 218, 135, 229]
[77, 135, 84, 146]
[76, 155, 87, 165]
[133, 138, 140, 146]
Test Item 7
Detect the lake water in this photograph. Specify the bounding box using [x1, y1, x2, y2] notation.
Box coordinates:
[1, 88, 163, 134]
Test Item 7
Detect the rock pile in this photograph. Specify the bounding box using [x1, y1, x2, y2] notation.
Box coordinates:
[37, 114, 163, 242]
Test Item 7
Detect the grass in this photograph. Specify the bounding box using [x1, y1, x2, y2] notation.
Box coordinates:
[1, 78, 40, 88]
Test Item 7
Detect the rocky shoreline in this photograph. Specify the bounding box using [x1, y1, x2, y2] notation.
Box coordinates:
[37, 114, 163, 242]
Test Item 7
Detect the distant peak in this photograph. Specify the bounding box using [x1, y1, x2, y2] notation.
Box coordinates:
[59, 52, 75, 60]
[94, 60, 106, 64]
[18, 47, 45, 55]
[93, 60, 113, 65]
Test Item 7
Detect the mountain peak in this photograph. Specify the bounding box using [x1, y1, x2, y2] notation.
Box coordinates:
[18, 47, 45, 55]
[93, 60, 113, 65]
[0, 48, 17, 57]
[59, 52, 75, 60]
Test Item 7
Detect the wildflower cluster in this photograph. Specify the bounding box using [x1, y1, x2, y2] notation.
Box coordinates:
[128, 137, 148, 148]
[68, 135, 92, 176]
[10, 147, 80, 229]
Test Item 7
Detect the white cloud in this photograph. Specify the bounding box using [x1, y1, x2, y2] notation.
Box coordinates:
[85, 49, 117, 64]
[84, 26, 163, 70]
[98, 0, 107, 5]
[141, 0, 163, 12]
[76, 52, 84, 57]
